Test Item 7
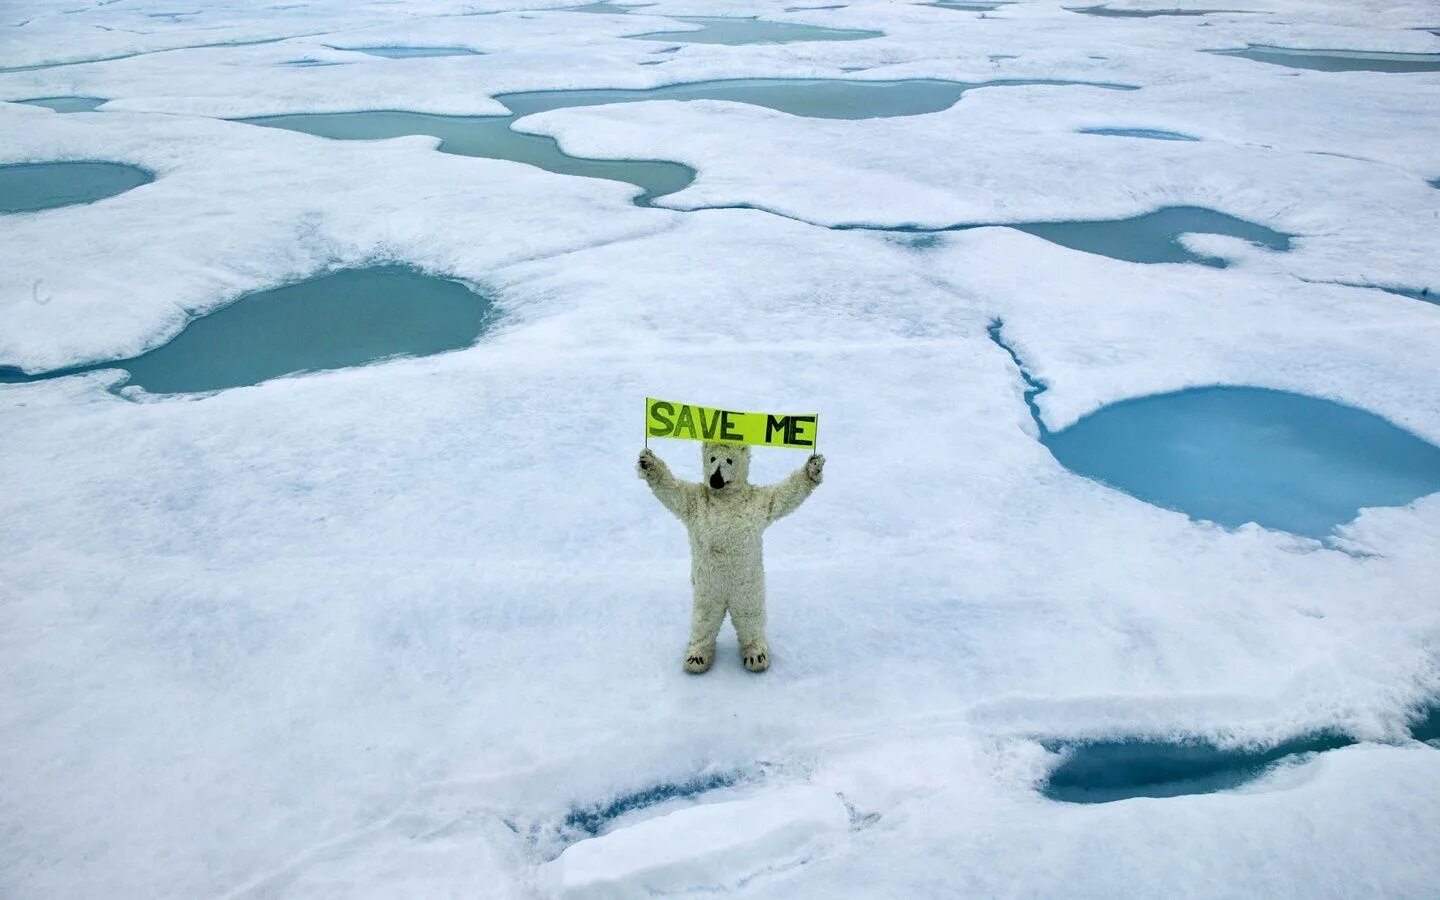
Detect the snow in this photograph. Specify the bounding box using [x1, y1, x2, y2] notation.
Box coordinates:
[2, 0, 1439, 897]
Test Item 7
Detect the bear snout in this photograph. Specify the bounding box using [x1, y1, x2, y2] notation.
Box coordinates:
[709, 470, 726, 489]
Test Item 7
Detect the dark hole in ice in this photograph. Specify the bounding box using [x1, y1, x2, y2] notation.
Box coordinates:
[0, 161, 153, 214]
[562, 771, 742, 837]
[16, 96, 107, 112]
[627, 16, 881, 45]
[1078, 127, 1199, 141]
[1044, 707, 1440, 803]
[986, 321, 1440, 539]
[237, 78, 1134, 206]
[330, 45, 483, 59]
[1208, 45, 1440, 73]
[1041, 733, 1354, 803]
[1411, 705, 1440, 744]
[0, 266, 496, 395]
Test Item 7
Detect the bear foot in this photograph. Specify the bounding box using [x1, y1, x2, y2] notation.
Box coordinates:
[740, 643, 770, 673]
[684, 644, 715, 674]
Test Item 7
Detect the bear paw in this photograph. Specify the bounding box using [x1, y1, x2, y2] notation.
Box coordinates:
[684, 644, 714, 674]
[805, 454, 825, 484]
[741, 643, 770, 673]
[637, 448, 661, 481]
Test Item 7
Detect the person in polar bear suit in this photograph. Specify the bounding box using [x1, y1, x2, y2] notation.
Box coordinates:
[637, 441, 824, 673]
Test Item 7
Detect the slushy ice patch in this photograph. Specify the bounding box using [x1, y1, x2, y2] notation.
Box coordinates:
[0, 266, 496, 394]
[334, 46, 482, 58]
[568, 2, 654, 12]
[0, 161, 152, 214]
[986, 321, 1440, 539]
[1078, 127, 1199, 141]
[627, 16, 880, 45]
[1069, 6, 1243, 17]
[16, 96, 106, 112]
[928, 2, 1011, 11]
[1209, 46, 1440, 73]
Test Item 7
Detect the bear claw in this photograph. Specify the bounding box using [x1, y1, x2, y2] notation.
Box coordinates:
[684, 649, 713, 674]
[741, 649, 770, 673]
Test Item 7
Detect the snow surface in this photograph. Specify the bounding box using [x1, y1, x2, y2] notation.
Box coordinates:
[2, 0, 1439, 897]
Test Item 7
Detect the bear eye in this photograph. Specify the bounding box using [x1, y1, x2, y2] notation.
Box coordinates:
[726, 458, 732, 464]
[710, 456, 716, 462]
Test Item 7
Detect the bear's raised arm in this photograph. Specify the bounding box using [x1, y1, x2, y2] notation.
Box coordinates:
[637, 448, 699, 522]
[763, 454, 825, 524]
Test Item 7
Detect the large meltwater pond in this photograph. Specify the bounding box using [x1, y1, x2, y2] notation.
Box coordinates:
[0, 267, 496, 394]
[238, 78, 1132, 206]
[0, 161, 153, 213]
[989, 323, 1440, 540]
[1045, 387, 1440, 539]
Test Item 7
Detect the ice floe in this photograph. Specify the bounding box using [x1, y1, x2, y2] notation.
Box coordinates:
[2, 0, 1439, 897]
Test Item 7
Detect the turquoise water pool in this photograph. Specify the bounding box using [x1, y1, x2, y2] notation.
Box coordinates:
[1014, 206, 1289, 267]
[831, 205, 1289, 267]
[1042, 387, 1440, 538]
[0, 266, 496, 394]
[0, 161, 153, 214]
[988, 321, 1440, 540]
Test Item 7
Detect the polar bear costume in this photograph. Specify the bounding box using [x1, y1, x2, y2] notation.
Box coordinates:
[637, 442, 824, 673]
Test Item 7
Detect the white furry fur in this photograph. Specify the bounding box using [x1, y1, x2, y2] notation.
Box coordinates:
[637, 442, 824, 673]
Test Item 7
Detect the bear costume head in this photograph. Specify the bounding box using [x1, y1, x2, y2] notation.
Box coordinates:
[702, 442, 750, 491]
